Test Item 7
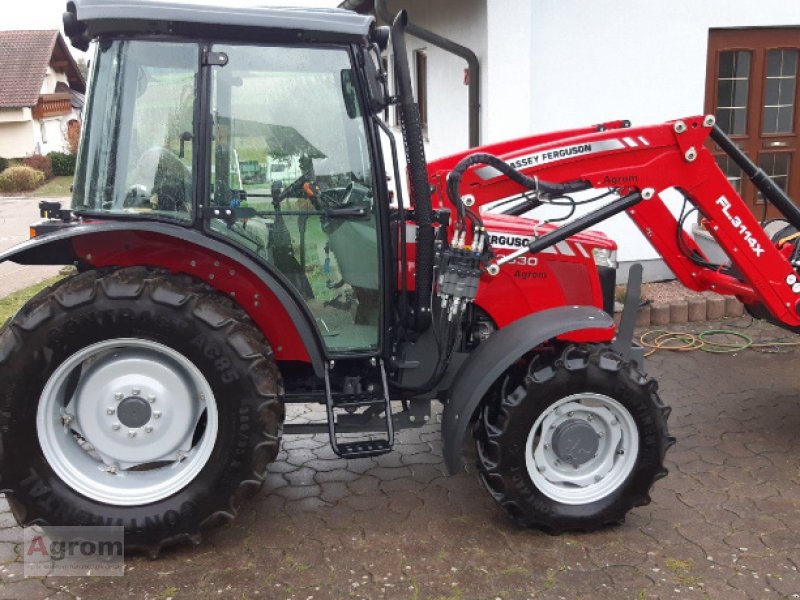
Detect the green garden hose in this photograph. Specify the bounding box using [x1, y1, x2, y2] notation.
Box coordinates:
[640, 328, 800, 357]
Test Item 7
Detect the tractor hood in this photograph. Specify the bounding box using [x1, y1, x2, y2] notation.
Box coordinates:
[481, 212, 617, 252]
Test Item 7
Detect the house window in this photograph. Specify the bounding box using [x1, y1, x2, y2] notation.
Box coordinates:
[715, 50, 751, 135]
[763, 49, 798, 134]
[414, 50, 428, 132]
[715, 155, 743, 195]
[40, 121, 47, 144]
[705, 28, 800, 218]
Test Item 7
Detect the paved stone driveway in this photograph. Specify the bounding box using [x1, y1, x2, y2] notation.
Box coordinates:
[2, 319, 800, 599]
[0, 197, 63, 297]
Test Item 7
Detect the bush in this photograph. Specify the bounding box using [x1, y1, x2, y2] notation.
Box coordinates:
[22, 154, 53, 180]
[67, 120, 81, 155]
[0, 166, 46, 193]
[0, 157, 7, 173]
[48, 152, 77, 176]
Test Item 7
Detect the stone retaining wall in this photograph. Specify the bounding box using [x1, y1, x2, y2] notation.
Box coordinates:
[617, 296, 746, 327]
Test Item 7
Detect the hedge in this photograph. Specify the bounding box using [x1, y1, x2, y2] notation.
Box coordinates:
[22, 155, 53, 180]
[0, 166, 46, 193]
[48, 152, 77, 177]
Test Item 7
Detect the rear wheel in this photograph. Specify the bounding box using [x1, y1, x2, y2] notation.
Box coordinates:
[476, 344, 673, 532]
[0, 268, 284, 554]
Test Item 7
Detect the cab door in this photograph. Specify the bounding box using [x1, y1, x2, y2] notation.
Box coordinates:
[204, 44, 383, 354]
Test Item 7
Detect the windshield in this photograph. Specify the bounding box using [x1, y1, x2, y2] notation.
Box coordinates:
[72, 40, 198, 221]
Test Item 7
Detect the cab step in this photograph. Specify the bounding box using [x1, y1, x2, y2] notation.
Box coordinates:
[324, 359, 394, 459]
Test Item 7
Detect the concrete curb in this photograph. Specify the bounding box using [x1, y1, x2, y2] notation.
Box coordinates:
[615, 295, 745, 327]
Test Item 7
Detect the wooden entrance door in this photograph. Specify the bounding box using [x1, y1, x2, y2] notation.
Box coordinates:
[705, 28, 800, 221]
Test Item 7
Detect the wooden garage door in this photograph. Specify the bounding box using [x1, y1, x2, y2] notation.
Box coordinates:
[705, 28, 800, 220]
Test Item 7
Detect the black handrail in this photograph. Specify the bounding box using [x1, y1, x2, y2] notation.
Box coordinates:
[374, 0, 480, 148]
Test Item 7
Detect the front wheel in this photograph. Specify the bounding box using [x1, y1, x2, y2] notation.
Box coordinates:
[475, 344, 673, 532]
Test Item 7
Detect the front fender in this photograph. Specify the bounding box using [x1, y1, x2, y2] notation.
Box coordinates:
[0, 221, 326, 376]
[441, 305, 614, 473]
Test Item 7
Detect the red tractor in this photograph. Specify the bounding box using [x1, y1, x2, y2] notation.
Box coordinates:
[5, 1, 792, 555]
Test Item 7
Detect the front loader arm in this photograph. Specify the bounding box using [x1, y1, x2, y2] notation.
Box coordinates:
[431, 115, 800, 329]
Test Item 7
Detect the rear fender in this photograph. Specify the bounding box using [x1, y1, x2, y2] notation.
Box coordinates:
[0, 222, 326, 376]
[441, 305, 614, 473]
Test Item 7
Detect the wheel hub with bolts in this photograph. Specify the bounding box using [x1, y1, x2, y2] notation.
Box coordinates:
[37, 338, 218, 506]
[526, 393, 639, 505]
[550, 419, 600, 467]
[116, 395, 152, 428]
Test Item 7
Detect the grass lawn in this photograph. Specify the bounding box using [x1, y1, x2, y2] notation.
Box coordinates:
[33, 176, 73, 198]
[0, 275, 63, 326]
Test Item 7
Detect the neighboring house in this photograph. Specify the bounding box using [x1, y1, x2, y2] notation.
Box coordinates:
[0, 30, 86, 159]
[344, 0, 800, 281]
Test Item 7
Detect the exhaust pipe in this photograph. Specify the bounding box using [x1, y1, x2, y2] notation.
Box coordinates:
[391, 10, 434, 331]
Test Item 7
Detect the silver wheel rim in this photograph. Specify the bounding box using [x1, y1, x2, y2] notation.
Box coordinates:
[37, 338, 219, 506]
[525, 393, 639, 505]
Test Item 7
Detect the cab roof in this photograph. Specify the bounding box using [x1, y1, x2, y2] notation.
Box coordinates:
[68, 0, 374, 37]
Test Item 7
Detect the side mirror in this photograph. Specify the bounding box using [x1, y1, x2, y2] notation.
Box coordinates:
[340, 69, 360, 119]
[361, 47, 388, 115]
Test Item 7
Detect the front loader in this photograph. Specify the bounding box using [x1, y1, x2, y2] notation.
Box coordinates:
[3, 0, 787, 555]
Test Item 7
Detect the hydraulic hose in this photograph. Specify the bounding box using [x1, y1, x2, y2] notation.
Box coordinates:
[446, 153, 591, 223]
[391, 10, 434, 331]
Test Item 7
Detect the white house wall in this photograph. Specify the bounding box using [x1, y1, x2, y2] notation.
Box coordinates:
[485, 0, 535, 142]
[40, 68, 69, 95]
[384, 0, 488, 159]
[0, 108, 32, 124]
[0, 121, 36, 158]
[485, 0, 800, 277]
[524, 0, 800, 134]
[32, 117, 70, 155]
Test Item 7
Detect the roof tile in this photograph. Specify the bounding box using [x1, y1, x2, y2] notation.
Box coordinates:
[0, 30, 59, 109]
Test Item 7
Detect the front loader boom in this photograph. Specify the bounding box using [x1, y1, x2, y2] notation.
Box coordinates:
[431, 115, 800, 329]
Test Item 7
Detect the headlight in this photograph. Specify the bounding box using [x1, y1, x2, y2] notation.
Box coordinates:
[592, 247, 618, 269]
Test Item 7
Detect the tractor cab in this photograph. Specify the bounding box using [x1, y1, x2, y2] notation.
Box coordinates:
[69, 5, 385, 354]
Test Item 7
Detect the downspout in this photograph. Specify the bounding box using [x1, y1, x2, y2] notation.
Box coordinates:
[374, 0, 480, 148]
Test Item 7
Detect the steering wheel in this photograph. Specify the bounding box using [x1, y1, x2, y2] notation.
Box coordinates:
[128, 146, 191, 212]
[276, 170, 346, 210]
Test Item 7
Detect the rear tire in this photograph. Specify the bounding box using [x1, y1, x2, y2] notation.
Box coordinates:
[0, 268, 284, 555]
[475, 344, 673, 532]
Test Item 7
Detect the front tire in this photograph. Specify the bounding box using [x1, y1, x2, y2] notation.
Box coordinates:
[476, 344, 673, 532]
[0, 268, 284, 554]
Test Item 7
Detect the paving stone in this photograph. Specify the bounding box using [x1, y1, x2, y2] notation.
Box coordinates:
[669, 301, 689, 324]
[0, 578, 51, 600]
[635, 305, 651, 327]
[319, 481, 350, 504]
[0, 560, 23, 583]
[726, 297, 745, 317]
[688, 297, 708, 322]
[0, 529, 21, 544]
[273, 484, 322, 500]
[706, 296, 726, 320]
[650, 302, 670, 326]
[0, 543, 16, 563]
[0, 514, 16, 530]
[314, 468, 361, 484]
